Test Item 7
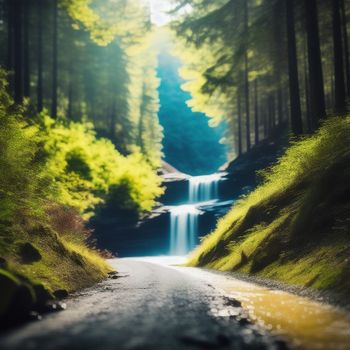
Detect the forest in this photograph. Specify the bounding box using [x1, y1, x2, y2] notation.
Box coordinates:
[0, 0, 350, 349]
[172, 0, 349, 152]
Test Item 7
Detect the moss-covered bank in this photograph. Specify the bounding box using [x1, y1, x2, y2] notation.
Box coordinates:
[188, 117, 350, 299]
[0, 221, 111, 327]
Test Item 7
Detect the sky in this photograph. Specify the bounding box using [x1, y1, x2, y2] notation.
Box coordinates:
[149, 0, 174, 26]
[149, 0, 192, 26]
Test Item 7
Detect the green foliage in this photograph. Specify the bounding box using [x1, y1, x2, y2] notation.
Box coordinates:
[0, 71, 48, 222]
[0, 69, 110, 298]
[124, 36, 164, 168]
[62, 0, 150, 46]
[0, 66, 163, 298]
[187, 116, 350, 296]
[57, 0, 164, 167]
[40, 113, 163, 218]
[172, 0, 278, 155]
[0, 0, 164, 168]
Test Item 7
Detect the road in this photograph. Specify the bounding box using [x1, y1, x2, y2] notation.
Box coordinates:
[0, 258, 285, 350]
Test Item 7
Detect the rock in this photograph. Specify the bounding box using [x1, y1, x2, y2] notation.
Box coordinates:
[28, 311, 42, 321]
[107, 271, 118, 277]
[45, 302, 67, 313]
[223, 296, 242, 308]
[0, 269, 39, 327]
[53, 289, 69, 299]
[238, 317, 250, 326]
[56, 302, 67, 311]
[6, 284, 36, 326]
[0, 269, 20, 319]
[0, 270, 69, 328]
[19, 243, 42, 263]
[33, 284, 54, 311]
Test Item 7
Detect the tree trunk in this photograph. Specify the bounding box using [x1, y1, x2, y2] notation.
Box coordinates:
[137, 112, 145, 153]
[304, 0, 326, 127]
[13, 0, 22, 103]
[244, 0, 251, 151]
[51, 0, 58, 118]
[277, 88, 283, 125]
[110, 102, 117, 142]
[284, 88, 290, 123]
[37, 0, 43, 112]
[237, 88, 243, 156]
[271, 94, 276, 129]
[304, 45, 312, 133]
[254, 79, 259, 145]
[263, 99, 268, 138]
[340, 0, 350, 95]
[6, 0, 13, 71]
[67, 74, 73, 120]
[286, 0, 303, 135]
[268, 95, 274, 138]
[332, 0, 346, 113]
[23, 0, 30, 98]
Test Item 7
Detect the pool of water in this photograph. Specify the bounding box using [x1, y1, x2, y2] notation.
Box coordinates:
[186, 268, 350, 350]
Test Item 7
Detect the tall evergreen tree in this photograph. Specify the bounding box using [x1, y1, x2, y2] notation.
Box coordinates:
[244, 0, 251, 151]
[340, 0, 350, 96]
[12, 0, 22, 103]
[23, 0, 30, 98]
[304, 0, 326, 126]
[51, 0, 58, 118]
[286, 0, 303, 135]
[37, 0, 44, 112]
[332, 0, 346, 113]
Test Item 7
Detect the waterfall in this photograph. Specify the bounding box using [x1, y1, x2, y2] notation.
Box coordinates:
[189, 174, 221, 203]
[169, 173, 223, 255]
[169, 205, 199, 255]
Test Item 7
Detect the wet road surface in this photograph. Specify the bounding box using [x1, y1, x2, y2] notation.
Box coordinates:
[0, 258, 285, 350]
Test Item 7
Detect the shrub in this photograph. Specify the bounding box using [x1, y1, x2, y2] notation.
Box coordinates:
[46, 204, 91, 245]
[39, 114, 163, 218]
[0, 71, 49, 224]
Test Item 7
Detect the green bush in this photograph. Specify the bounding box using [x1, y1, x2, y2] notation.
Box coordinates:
[0, 69, 163, 224]
[39, 114, 163, 218]
[0, 71, 48, 224]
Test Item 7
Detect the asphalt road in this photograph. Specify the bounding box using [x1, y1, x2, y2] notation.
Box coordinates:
[0, 258, 286, 350]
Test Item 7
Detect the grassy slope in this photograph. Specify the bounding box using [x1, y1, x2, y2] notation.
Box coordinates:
[0, 223, 111, 293]
[188, 117, 350, 299]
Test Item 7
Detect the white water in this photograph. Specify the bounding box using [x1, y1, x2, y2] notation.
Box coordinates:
[169, 173, 222, 255]
[189, 174, 221, 203]
[169, 205, 199, 255]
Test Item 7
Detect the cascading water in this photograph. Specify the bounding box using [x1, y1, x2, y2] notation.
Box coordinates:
[189, 174, 221, 203]
[169, 205, 199, 255]
[169, 173, 222, 255]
